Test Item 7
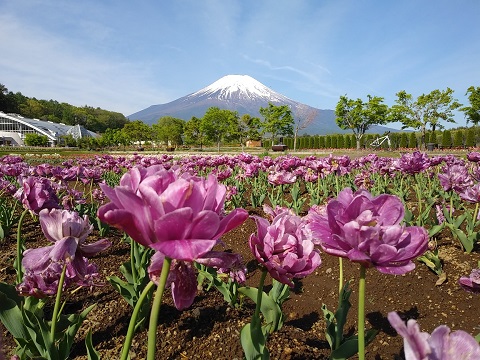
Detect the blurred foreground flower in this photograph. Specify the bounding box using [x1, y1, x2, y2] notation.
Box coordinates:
[308, 187, 428, 274]
[98, 165, 248, 261]
[459, 268, 480, 293]
[388, 311, 480, 359]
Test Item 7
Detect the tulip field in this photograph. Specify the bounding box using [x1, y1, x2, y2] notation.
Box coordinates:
[0, 150, 480, 359]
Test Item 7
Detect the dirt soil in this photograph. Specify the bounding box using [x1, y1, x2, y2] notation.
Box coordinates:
[1, 209, 480, 360]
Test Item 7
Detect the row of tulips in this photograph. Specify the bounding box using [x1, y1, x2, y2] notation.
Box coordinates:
[0, 151, 479, 359]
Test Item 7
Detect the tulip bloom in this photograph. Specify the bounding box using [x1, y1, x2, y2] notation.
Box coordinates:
[14, 176, 60, 214]
[249, 209, 321, 287]
[17, 209, 110, 297]
[308, 188, 428, 275]
[458, 268, 480, 293]
[98, 165, 248, 261]
[388, 311, 480, 359]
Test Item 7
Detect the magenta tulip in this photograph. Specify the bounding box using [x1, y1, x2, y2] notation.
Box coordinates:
[249, 210, 321, 287]
[308, 188, 428, 275]
[458, 268, 480, 293]
[98, 165, 248, 261]
[14, 176, 60, 214]
[388, 311, 480, 359]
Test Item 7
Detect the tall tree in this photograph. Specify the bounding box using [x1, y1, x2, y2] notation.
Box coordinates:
[184, 116, 205, 149]
[201, 107, 239, 151]
[152, 116, 185, 147]
[461, 86, 480, 126]
[293, 105, 317, 151]
[259, 103, 294, 145]
[122, 120, 152, 144]
[335, 95, 389, 150]
[391, 88, 462, 149]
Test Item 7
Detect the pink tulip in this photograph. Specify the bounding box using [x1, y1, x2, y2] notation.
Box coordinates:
[308, 188, 428, 275]
[98, 165, 248, 261]
[249, 209, 321, 287]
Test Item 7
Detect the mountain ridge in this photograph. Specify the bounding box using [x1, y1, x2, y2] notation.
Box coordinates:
[129, 75, 392, 135]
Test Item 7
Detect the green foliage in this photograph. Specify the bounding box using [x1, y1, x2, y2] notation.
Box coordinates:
[122, 120, 152, 144]
[399, 132, 408, 148]
[461, 86, 480, 126]
[466, 127, 476, 147]
[319, 136, 325, 149]
[184, 116, 205, 148]
[408, 132, 417, 148]
[392, 88, 462, 148]
[201, 107, 240, 150]
[331, 135, 338, 149]
[453, 130, 464, 147]
[259, 103, 294, 144]
[152, 116, 185, 146]
[442, 130, 452, 147]
[325, 135, 332, 148]
[24, 133, 49, 146]
[335, 95, 390, 149]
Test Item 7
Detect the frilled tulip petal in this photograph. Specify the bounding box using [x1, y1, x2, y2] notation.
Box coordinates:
[22, 245, 54, 273]
[49, 236, 78, 261]
[79, 239, 112, 257]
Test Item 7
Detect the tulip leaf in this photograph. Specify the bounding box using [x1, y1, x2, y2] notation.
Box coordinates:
[238, 286, 284, 333]
[240, 321, 269, 360]
[428, 224, 444, 238]
[86, 328, 101, 360]
[0, 283, 29, 340]
[331, 329, 378, 360]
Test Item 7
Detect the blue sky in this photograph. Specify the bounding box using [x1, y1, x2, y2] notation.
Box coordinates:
[0, 0, 478, 128]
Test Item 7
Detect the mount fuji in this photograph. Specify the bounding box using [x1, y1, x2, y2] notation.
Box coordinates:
[128, 75, 389, 135]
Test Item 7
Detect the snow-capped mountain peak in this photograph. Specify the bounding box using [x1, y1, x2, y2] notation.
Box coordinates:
[190, 74, 287, 102]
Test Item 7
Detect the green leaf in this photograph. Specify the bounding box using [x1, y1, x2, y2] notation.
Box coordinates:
[331, 329, 378, 360]
[239, 286, 284, 333]
[108, 276, 136, 306]
[86, 329, 100, 360]
[0, 283, 29, 340]
[428, 224, 444, 238]
[240, 322, 269, 360]
[451, 228, 474, 253]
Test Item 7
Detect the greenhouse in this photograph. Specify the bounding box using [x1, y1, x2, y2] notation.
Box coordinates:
[0, 111, 97, 146]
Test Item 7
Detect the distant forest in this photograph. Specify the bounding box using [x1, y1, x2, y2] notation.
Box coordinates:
[0, 83, 129, 133]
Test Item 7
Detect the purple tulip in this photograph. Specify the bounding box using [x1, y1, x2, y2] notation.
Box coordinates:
[148, 250, 246, 310]
[14, 176, 60, 214]
[17, 209, 110, 297]
[458, 268, 480, 293]
[98, 165, 248, 261]
[395, 151, 431, 175]
[249, 211, 321, 287]
[308, 188, 428, 275]
[267, 170, 297, 185]
[459, 183, 480, 204]
[438, 164, 473, 193]
[388, 311, 480, 359]
[467, 151, 480, 162]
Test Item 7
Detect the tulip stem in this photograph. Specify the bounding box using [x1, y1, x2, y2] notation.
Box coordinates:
[50, 263, 67, 343]
[120, 280, 156, 360]
[358, 265, 366, 360]
[254, 269, 268, 320]
[474, 203, 479, 224]
[338, 257, 343, 303]
[147, 257, 172, 360]
[16, 209, 29, 284]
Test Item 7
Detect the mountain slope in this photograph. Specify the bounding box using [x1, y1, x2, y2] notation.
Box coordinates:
[129, 75, 390, 135]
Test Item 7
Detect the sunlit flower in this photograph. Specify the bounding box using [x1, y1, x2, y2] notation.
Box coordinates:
[308, 188, 428, 275]
[98, 165, 248, 261]
[249, 210, 321, 287]
[388, 311, 480, 359]
[438, 164, 473, 193]
[267, 170, 297, 185]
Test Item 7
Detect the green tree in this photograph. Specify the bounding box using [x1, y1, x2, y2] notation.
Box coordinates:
[325, 135, 331, 148]
[152, 116, 185, 147]
[441, 130, 452, 148]
[201, 107, 239, 151]
[461, 86, 480, 126]
[466, 127, 476, 147]
[392, 88, 462, 149]
[335, 95, 390, 150]
[453, 130, 464, 148]
[184, 117, 205, 149]
[259, 103, 294, 145]
[122, 120, 152, 145]
[24, 133, 49, 146]
[318, 136, 325, 149]
[408, 132, 417, 148]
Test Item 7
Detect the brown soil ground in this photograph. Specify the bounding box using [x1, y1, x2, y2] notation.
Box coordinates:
[1, 208, 480, 360]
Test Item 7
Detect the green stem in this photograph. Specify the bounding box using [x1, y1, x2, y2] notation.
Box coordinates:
[474, 203, 479, 225]
[338, 258, 343, 303]
[16, 209, 29, 284]
[254, 269, 268, 320]
[358, 265, 366, 360]
[50, 263, 67, 343]
[147, 257, 172, 360]
[450, 195, 454, 220]
[131, 240, 137, 285]
[120, 281, 156, 360]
